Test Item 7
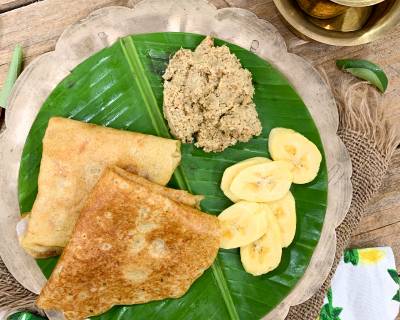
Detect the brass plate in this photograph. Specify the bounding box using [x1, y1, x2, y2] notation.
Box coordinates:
[273, 0, 400, 46]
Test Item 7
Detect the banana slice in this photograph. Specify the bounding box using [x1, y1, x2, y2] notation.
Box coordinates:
[240, 212, 282, 276]
[218, 201, 268, 249]
[221, 157, 271, 202]
[268, 128, 322, 184]
[267, 192, 296, 248]
[230, 161, 293, 202]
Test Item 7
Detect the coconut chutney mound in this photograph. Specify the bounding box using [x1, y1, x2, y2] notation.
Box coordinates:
[162, 36, 262, 153]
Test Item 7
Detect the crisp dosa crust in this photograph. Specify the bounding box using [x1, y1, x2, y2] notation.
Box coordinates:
[37, 167, 220, 319]
[22, 168, 203, 258]
[21, 117, 181, 257]
[109, 166, 204, 209]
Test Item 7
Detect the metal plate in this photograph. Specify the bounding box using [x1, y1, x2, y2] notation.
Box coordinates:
[0, 1, 352, 319]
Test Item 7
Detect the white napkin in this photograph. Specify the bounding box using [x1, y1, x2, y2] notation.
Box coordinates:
[320, 247, 399, 320]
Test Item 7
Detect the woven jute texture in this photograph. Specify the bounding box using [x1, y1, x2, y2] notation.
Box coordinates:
[0, 80, 398, 319]
[286, 80, 399, 319]
[0, 258, 37, 316]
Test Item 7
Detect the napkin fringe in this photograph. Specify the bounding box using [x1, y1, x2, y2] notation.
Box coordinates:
[335, 80, 399, 161]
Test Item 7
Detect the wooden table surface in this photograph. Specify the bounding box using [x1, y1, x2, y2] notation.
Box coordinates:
[0, 0, 399, 272]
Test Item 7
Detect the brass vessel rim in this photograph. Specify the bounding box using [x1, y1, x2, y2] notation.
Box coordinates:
[330, 0, 386, 7]
[273, 0, 400, 46]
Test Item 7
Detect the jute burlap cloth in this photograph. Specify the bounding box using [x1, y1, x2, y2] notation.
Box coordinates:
[0, 78, 398, 319]
[286, 78, 399, 319]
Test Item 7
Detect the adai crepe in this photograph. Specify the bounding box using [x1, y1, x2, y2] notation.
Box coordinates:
[110, 166, 204, 209]
[21, 117, 181, 258]
[37, 167, 220, 319]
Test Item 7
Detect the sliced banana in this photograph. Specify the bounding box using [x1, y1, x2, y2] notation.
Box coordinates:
[230, 161, 293, 202]
[240, 212, 282, 276]
[268, 128, 322, 184]
[267, 192, 296, 248]
[218, 201, 268, 249]
[221, 157, 271, 202]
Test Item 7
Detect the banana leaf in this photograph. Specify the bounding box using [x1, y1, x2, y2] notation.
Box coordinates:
[8, 312, 45, 320]
[18, 32, 328, 319]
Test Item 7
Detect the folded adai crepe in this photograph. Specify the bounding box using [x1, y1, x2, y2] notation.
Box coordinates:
[37, 167, 220, 320]
[110, 166, 204, 209]
[21, 117, 182, 258]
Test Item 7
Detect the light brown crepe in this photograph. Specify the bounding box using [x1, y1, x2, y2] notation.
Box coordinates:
[36, 167, 220, 320]
[109, 166, 204, 209]
[21, 117, 182, 258]
[19, 167, 204, 258]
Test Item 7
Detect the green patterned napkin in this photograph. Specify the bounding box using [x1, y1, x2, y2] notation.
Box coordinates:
[319, 247, 399, 320]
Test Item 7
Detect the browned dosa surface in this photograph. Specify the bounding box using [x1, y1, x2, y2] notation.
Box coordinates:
[110, 166, 204, 208]
[21, 117, 182, 258]
[36, 167, 220, 319]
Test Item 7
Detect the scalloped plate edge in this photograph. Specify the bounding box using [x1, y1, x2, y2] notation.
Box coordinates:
[0, 1, 352, 319]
